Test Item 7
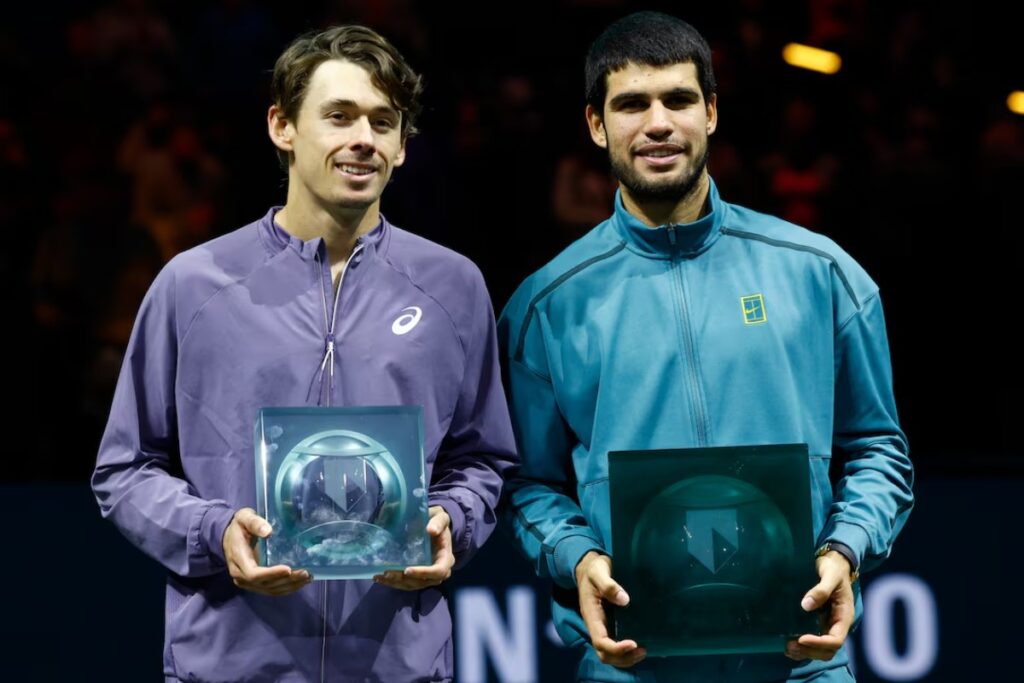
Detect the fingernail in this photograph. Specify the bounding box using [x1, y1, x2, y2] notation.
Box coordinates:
[260, 524, 272, 536]
[615, 590, 630, 606]
[801, 596, 815, 611]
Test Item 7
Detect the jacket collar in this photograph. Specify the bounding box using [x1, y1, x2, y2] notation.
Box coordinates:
[611, 176, 726, 258]
[259, 207, 388, 261]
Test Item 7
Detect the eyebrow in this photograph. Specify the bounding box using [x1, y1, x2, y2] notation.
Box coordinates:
[318, 99, 400, 118]
[608, 87, 702, 108]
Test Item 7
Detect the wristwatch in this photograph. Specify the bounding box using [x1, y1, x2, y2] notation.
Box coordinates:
[815, 541, 860, 583]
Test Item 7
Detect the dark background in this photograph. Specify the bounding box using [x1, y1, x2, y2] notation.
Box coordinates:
[1, 0, 1020, 680]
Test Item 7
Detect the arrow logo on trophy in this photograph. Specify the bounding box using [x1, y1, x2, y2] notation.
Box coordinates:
[683, 508, 739, 574]
[324, 459, 367, 514]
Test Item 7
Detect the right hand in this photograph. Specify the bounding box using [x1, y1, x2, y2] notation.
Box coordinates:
[575, 551, 647, 668]
[223, 507, 312, 596]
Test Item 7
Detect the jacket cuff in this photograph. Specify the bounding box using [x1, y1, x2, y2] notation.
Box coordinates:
[553, 533, 606, 588]
[820, 520, 870, 569]
[195, 501, 236, 567]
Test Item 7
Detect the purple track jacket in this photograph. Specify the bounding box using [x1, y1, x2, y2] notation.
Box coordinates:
[92, 209, 518, 682]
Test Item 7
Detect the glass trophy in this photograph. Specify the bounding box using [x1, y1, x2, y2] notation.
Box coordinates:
[254, 406, 431, 579]
[608, 444, 821, 656]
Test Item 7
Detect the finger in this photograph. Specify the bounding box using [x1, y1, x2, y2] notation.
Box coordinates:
[243, 576, 311, 595]
[785, 642, 807, 661]
[600, 652, 648, 668]
[232, 569, 309, 595]
[260, 574, 314, 594]
[408, 541, 455, 574]
[258, 568, 311, 586]
[609, 648, 648, 668]
[376, 580, 428, 591]
[801, 576, 839, 612]
[426, 507, 451, 536]
[404, 563, 450, 581]
[593, 636, 639, 655]
[587, 561, 629, 607]
[238, 563, 295, 584]
[789, 645, 840, 661]
[374, 571, 436, 591]
[433, 526, 453, 554]
[798, 633, 844, 651]
[795, 633, 844, 660]
[593, 637, 646, 667]
[234, 508, 273, 538]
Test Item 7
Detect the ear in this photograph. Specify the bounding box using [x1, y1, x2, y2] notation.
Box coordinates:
[268, 104, 295, 154]
[706, 93, 718, 136]
[585, 104, 607, 149]
[394, 137, 407, 168]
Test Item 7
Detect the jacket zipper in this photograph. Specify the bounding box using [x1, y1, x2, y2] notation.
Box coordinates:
[668, 225, 709, 446]
[314, 243, 364, 408]
[313, 241, 364, 683]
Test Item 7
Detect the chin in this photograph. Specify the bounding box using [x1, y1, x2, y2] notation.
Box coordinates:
[332, 193, 380, 210]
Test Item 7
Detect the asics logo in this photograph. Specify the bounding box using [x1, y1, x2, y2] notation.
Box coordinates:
[392, 306, 422, 335]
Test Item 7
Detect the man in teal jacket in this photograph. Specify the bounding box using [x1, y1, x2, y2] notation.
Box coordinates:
[498, 11, 913, 683]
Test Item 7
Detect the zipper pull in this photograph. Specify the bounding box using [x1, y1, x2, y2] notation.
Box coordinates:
[319, 333, 335, 372]
[667, 225, 677, 245]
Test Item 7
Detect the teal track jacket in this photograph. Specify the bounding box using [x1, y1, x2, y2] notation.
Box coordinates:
[497, 179, 913, 682]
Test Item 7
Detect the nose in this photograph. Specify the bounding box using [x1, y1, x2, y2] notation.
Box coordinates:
[349, 115, 376, 153]
[644, 101, 672, 139]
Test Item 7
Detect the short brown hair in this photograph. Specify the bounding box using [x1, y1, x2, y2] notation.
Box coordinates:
[270, 25, 424, 166]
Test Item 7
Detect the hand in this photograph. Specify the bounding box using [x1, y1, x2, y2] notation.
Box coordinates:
[786, 551, 856, 661]
[374, 506, 455, 590]
[223, 507, 311, 596]
[575, 551, 647, 668]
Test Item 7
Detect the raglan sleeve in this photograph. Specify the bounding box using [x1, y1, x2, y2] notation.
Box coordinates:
[428, 264, 519, 570]
[91, 262, 236, 577]
[496, 283, 605, 590]
[821, 281, 915, 574]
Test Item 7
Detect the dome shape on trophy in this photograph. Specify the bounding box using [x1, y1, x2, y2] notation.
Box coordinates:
[275, 430, 408, 564]
[630, 475, 794, 635]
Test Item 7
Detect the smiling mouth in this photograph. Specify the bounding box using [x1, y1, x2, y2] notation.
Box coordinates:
[334, 163, 377, 177]
[637, 148, 683, 157]
[636, 149, 684, 167]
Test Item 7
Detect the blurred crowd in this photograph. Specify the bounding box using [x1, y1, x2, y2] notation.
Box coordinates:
[2, 0, 1020, 481]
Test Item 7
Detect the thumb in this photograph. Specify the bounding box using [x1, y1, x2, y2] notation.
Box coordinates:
[427, 507, 451, 536]
[590, 565, 630, 607]
[235, 508, 273, 538]
[802, 576, 839, 612]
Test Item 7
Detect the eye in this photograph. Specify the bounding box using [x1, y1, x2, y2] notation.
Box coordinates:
[329, 111, 349, 122]
[617, 99, 647, 112]
[374, 117, 398, 130]
[665, 96, 697, 110]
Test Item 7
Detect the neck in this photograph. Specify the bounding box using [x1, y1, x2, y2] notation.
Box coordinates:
[620, 171, 711, 227]
[275, 185, 381, 266]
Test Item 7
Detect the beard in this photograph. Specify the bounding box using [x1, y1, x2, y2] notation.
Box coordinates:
[608, 144, 710, 204]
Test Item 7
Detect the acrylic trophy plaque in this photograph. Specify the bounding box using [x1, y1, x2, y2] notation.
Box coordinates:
[254, 406, 431, 579]
[608, 444, 820, 656]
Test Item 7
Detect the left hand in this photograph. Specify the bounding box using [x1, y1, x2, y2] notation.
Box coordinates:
[785, 551, 856, 661]
[373, 506, 454, 591]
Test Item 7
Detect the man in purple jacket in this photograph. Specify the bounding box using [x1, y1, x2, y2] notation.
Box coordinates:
[92, 25, 517, 682]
